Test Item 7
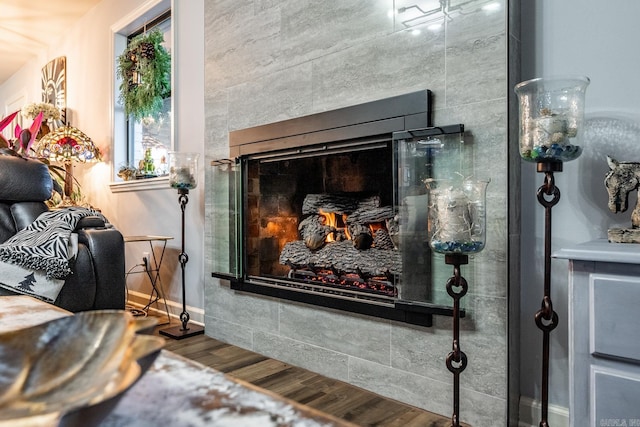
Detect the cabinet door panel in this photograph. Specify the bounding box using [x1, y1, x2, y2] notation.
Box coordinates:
[591, 274, 640, 362]
[592, 366, 640, 425]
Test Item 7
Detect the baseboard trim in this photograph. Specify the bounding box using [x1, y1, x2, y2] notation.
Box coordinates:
[126, 290, 204, 325]
[518, 396, 569, 427]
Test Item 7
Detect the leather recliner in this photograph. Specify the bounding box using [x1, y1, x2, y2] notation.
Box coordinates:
[0, 155, 125, 312]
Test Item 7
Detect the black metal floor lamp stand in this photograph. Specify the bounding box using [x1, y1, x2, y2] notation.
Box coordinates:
[444, 253, 469, 427]
[160, 188, 204, 340]
[535, 162, 561, 427]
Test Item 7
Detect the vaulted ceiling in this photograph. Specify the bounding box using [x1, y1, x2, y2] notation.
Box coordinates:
[0, 0, 101, 85]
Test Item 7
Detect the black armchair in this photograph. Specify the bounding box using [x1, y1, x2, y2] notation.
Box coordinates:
[0, 155, 125, 312]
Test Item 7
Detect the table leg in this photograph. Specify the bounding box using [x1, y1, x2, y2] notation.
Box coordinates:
[141, 239, 171, 324]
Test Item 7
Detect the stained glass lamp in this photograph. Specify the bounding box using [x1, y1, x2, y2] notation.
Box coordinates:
[36, 125, 101, 205]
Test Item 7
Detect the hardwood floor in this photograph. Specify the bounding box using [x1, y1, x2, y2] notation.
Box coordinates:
[155, 328, 457, 427]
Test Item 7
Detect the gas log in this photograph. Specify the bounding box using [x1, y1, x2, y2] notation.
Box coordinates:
[279, 240, 402, 276]
[282, 193, 401, 276]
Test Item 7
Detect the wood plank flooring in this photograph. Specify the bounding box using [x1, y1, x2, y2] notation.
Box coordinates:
[156, 329, 457, 427]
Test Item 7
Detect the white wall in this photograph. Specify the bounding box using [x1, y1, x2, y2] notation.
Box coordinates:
[0, 0, 206, 322]
[520, 0, 640, 412]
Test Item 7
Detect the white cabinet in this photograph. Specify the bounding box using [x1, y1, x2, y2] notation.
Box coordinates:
[554, 240, 640, 427]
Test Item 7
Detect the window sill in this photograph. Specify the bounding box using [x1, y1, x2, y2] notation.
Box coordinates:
[109, 176, 170, 193]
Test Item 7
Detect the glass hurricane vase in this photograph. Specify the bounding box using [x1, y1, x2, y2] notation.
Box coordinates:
[514, 76, 590, 163]
[427, 179, 489, 255]
[168, 152, 199, 190]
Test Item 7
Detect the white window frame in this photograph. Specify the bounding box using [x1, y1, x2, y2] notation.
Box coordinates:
[109, 0, 174, 193]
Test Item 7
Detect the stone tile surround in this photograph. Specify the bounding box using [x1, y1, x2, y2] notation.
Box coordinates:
[204, 1, 514, 425]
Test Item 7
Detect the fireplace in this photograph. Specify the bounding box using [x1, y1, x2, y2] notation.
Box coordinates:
[211, 90, 465, 326]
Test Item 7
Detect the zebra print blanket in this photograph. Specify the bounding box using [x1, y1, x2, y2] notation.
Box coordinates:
[0, 263, 65, 302]
[0, 207, 106, 279]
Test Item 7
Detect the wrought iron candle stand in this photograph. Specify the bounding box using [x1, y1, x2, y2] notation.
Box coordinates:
[534, 161, 561, 427]
[444, 253, 468, 427]
[160, 152, 204, 340]
[427, 179, 489, 427]
[515, 76, 589, 427]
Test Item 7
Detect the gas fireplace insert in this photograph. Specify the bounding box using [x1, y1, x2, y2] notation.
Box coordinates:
[211, 90, 466, 326]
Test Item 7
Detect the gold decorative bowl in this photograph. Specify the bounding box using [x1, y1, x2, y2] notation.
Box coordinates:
[0, 310, 164, 427]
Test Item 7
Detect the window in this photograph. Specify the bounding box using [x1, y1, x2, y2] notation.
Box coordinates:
[125, 11, 171, 179]
[111, 3, 172, 189]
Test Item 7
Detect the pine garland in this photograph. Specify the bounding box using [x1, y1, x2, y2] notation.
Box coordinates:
[117, 30, 171, 121]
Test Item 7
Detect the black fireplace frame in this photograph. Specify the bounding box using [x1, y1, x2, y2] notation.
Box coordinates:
[212, 90, 465, 327]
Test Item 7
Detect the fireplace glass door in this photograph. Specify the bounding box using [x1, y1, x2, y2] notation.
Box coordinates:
[212, 126, 469, 317]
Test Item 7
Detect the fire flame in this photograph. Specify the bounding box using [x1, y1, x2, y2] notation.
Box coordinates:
[318, 209, 352, 242]
[369, 222, 385, 234]
[317, 211, 387, 244]
[266, 221, 280, 235]
[319, 209, 337, 242]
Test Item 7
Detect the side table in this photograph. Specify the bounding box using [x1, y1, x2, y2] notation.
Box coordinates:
[124, 235, 173, 324]
[554, 239, 640, 427]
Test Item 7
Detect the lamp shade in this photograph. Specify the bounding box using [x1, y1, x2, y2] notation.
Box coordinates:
[36, 125, 101, 163]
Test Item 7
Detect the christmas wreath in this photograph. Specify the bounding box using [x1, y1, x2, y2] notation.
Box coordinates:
[117, 30, 171, 121]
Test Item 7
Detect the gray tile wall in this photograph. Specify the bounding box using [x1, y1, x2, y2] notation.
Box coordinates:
[204, 1, 513, 425]
[507, 0, 522, 423]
